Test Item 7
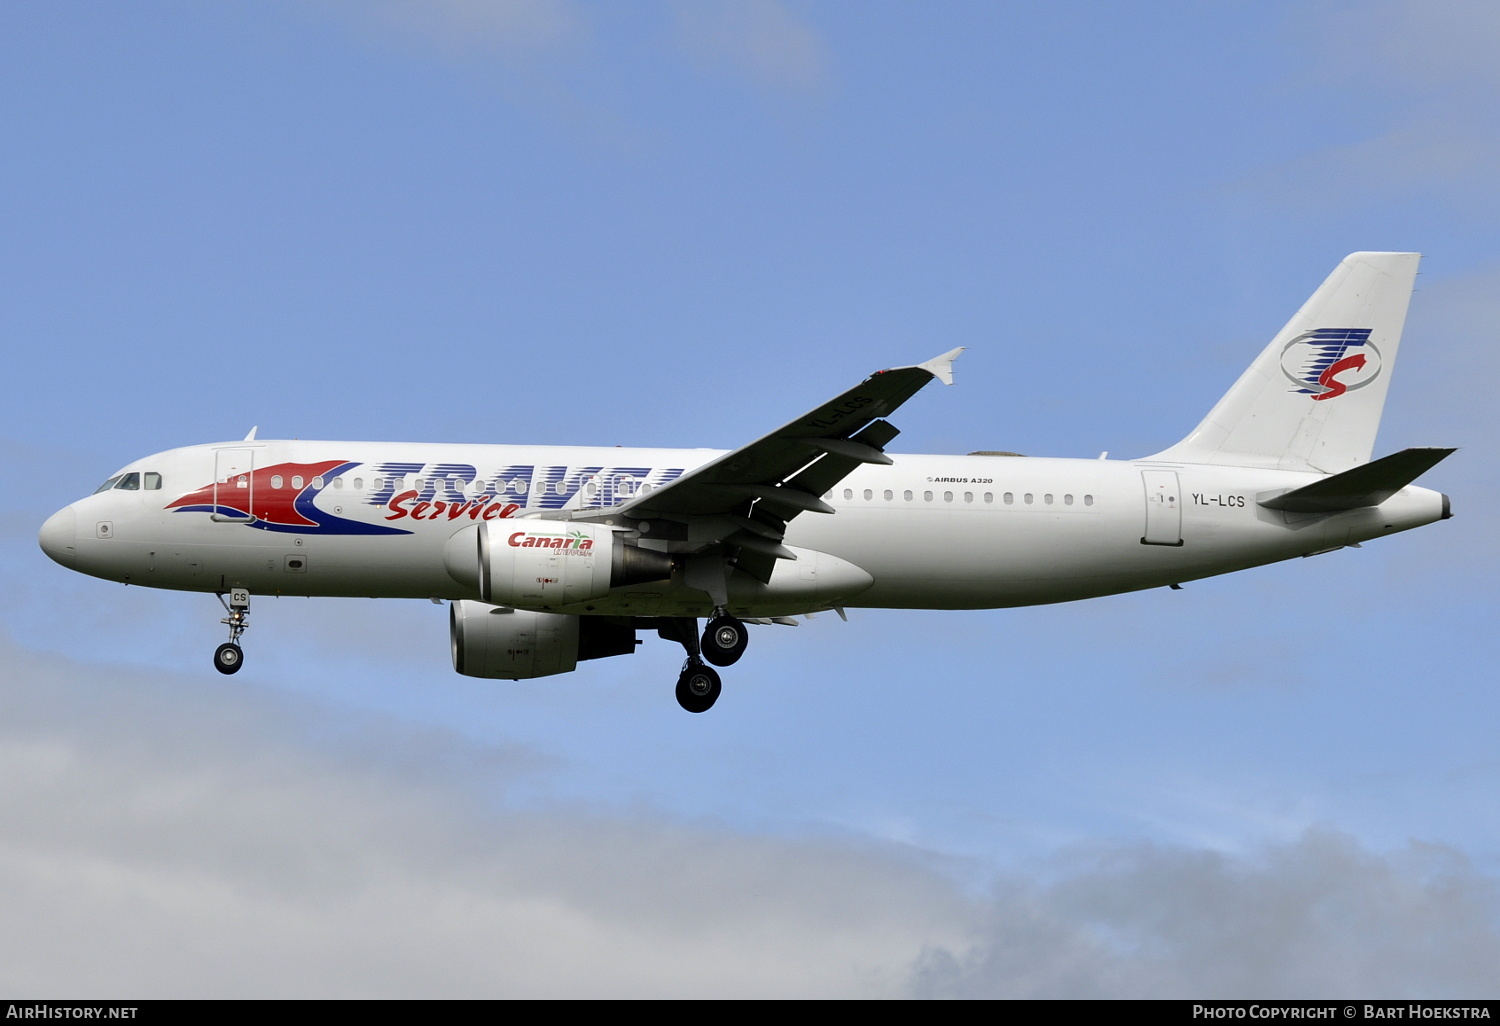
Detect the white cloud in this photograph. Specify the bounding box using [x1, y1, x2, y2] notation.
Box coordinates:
[916, 833, 1500, 998]
[0, 635, 966, 998]
[3, 632, 1498, 997]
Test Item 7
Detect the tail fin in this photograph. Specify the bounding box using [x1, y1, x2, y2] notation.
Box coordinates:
[1149, 252, 1420, 473]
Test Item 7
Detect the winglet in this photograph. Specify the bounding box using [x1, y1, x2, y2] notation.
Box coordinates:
[243, 426, 258, 441]
[917, 347, 965, 386]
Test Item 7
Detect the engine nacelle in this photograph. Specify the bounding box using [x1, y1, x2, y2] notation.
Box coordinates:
[449, 601, 636, 679]
[445, 521, 672, 608]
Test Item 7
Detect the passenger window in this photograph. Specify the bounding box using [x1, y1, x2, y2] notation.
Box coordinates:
[313, 477, 324, 489]
[1044, 494, 1053, 505]
[115, 473, 140, 491]
[271, 475, 284, 490]
[371, 477, 383, 490]
[923, 491, 933, 502]
[983, 492, 993, 503]
[883, 489, 893, 501]
[1024, 493, 1033, 504]
[1004, 492, 1014, 504]
[143, 472, 162, 490]
[1064, 494, 1073, 505]
[843, 488, 853, 500]
[963, 491, 973, 503]
[353, 477, 364, 490]
[1084, 494, 1094, 506]
[903, 490, 913, 501]
[863, 489, 872, 500]
[332, 477, 344, 490]
[292, 476, 305, 490]
[554, 481, 566, 496]
[515, 480, 528, 494]
[94, 476, 123, 494]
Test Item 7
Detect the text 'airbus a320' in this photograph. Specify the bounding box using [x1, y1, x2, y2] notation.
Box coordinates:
[40, 253, 1452, 711]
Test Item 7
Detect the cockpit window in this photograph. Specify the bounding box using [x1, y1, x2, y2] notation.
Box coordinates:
[143, 472, 162, 490]
[93, 475, 123, 494]
[114, 472, 141, 491]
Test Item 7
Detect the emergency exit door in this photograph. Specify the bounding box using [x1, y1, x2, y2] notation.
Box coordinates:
[212, 449, 255, 523]
[1141, 470, 1183, 546]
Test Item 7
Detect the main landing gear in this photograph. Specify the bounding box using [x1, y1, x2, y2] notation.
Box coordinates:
[701, 613, 748, 667]
[675, 661, 722, 714]
[213, 588, 250, 675]
[658, 611, 747, 713]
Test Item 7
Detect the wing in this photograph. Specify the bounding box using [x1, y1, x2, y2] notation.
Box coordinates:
[604, 348, 963, 583]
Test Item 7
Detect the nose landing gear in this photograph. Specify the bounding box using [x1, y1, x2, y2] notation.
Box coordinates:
[213, 642, 242, 674]
[213, 588, 250, 675]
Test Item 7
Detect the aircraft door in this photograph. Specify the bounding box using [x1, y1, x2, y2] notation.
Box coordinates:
[1141, 470, 1183, 546]
[212, 449, 255, 523]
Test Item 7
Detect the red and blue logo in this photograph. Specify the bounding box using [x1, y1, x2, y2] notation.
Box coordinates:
[166, 460, 412, 535]
[1279, 328, 1381, 401]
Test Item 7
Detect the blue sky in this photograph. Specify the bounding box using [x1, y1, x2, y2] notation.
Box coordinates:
[2, 1, 1497, 997]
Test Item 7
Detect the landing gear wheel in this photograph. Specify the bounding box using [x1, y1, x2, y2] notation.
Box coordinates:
[701, 615, 748, 667]
[675, 662, 722, 713]
[213, 642, 244, 675]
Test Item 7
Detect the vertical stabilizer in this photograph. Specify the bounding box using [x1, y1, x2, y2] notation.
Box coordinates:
[1149, 252, 1420, 473]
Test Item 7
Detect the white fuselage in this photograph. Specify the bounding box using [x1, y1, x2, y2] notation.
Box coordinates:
[41, 439, 1447, 617]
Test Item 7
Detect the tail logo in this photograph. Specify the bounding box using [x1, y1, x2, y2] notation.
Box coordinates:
[1279, 328, 1381, 401]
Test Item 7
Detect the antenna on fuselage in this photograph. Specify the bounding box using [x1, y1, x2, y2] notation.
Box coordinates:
[243, 426, 258, 441]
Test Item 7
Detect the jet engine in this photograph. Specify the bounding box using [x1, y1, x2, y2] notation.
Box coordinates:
[444, 521, 673, 607]
[449, 601, 636, 679]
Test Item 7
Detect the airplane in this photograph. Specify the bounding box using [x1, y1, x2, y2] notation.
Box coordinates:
[38, 252, 1453, 712]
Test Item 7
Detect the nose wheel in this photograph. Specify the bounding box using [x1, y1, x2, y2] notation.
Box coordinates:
[214, 588, 250, 675]
[214, 642, 244, 674]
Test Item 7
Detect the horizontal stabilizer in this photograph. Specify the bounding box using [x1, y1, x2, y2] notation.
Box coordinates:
[1257, 447, 1455, 513]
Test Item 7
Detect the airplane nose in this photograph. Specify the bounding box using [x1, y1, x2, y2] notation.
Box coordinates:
[39, 506, 77, 567]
